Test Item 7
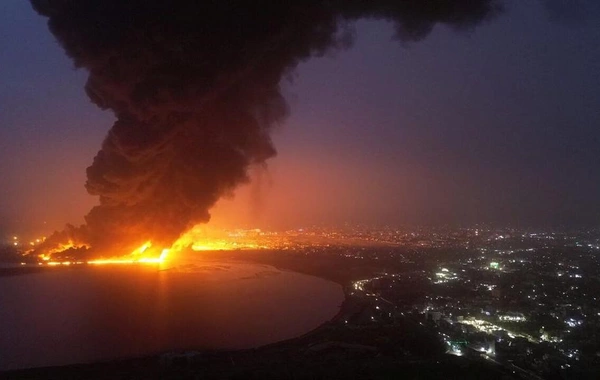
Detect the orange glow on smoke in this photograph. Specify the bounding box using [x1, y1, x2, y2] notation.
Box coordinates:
[46, 240, 89, 255]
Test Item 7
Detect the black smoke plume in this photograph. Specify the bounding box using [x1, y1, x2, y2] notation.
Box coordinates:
[31, 0, 501, 257]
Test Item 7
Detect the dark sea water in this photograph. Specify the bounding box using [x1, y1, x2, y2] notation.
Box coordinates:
[0, 260, 343, 370]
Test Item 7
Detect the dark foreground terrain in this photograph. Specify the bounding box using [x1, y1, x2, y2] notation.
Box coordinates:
[4, 323, 514, 380]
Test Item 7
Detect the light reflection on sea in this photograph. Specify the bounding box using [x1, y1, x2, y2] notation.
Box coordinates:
[0, 259, 342, 370]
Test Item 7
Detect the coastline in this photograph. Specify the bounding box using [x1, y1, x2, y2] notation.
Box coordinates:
[0, 258, 349, 375]
[0, 255, 514, 380]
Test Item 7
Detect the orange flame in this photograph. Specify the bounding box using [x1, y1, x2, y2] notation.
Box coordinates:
[34, 224, 275, 267]
[87, 241, 170, 265]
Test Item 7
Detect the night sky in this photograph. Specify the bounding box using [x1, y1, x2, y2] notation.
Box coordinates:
[1, 1, 600, 238]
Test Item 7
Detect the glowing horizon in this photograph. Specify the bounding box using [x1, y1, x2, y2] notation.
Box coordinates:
[26, 224, 274, 266]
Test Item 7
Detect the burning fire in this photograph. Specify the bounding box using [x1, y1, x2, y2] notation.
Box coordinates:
[32, 240, 170, 267]
[172, 225, 265, 252]
[49, 240, 89, 254]
[27, 224, 272, 267]
[86, 241, 170, 265]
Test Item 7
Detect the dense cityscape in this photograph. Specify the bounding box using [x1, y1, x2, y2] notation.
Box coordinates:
[3, 225, 600, 378]
[329, 226, 600, 379]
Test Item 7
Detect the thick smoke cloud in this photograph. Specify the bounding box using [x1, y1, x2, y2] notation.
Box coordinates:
[31, 0, 501, 256]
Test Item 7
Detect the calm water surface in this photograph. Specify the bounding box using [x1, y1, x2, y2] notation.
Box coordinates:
[0, 260, 343, 370]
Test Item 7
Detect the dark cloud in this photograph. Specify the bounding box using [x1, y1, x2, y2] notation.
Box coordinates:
[31, 0, 501, 256]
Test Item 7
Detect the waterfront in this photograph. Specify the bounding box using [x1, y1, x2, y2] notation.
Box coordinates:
[0, 259, 343, 370]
